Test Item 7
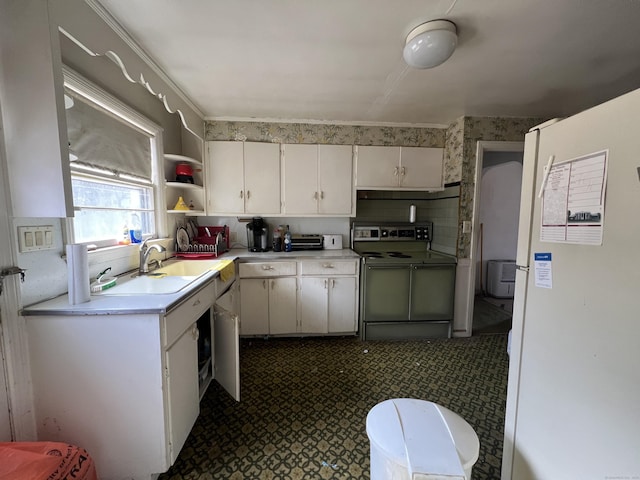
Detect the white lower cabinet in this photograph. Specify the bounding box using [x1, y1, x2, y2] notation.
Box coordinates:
[239, 277, 297, 335]
[25, 278, 239, 480]
[239, 258, 359, 337]
[299, 260, 359, 334]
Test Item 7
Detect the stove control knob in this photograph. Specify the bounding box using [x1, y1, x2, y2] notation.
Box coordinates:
[381, 229, 389, 237]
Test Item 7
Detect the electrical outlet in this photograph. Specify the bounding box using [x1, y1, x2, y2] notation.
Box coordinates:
[230, 232, 238, 243]
[463, 221, 472, 233]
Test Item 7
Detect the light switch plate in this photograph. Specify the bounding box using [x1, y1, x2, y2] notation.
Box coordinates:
[18, 225, 55, 252]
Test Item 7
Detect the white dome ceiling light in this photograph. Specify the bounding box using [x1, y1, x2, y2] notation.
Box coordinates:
[403, 20, 458, 69]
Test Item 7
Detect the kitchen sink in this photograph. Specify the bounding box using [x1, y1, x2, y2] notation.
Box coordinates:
[96, 259, 223, 295]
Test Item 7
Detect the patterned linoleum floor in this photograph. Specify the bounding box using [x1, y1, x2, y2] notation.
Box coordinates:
[159, 335, 509, 480]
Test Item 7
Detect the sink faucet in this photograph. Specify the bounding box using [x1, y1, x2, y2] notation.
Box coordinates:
[139, 238, 166, 274]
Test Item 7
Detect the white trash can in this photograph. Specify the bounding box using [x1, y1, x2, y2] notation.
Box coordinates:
[366, 398, 480, 480]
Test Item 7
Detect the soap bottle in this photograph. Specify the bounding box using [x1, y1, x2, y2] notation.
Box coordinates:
[119, 223, 130, 245]
[284, 225, 292, 252]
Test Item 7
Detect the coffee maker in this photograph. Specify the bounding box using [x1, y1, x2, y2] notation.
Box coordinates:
[246, 217, 269, 252]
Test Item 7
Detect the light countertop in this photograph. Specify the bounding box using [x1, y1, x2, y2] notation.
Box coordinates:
[22, 248, 360, 317]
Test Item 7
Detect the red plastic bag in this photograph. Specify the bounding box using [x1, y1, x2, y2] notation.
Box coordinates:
[0, 441, 98, 480]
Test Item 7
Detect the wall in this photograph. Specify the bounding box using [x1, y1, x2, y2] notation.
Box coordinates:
[205, 121, 445, 146]
[476, 152, 523, 291]
[205, 120, 450, 244]
[446, 116, 545, 259]
[8, 2, 203, 305]
[354, 186, 460, 256]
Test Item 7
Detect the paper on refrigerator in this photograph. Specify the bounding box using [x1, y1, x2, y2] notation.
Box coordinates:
[540, 150, 608, 245]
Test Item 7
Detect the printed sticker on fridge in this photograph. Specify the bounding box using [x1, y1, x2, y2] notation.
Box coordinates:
[534, 253, 553, 289]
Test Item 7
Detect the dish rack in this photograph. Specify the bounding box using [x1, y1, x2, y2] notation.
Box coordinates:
[176, 225, 230, 258]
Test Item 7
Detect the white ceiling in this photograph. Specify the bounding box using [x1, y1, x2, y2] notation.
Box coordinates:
[97, 0, 640, 126]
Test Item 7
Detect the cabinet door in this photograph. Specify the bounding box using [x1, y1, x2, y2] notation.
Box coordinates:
[299, 277, 329, 334]
[328, 277, 358, 333]
[165, 324, 199, 464]
[214, 305, 240, 401]
[239, 278, 270, 335]
[318, 145, 353, 215]
[268, 277, 298, 334]
[355, 146, 400, 188]
[206, 141, 245, 214]
[399, 147, 444, 189]
[410, 265, 455, 320]
[282, 144, 318, 214]
[243, 142, 281, 214]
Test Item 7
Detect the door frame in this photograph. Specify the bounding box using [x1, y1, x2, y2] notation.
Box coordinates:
[0, 98, 37, 440]
[462, 141, 524, 335]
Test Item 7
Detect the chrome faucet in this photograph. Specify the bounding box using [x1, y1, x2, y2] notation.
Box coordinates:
[139, 238, 166, 274]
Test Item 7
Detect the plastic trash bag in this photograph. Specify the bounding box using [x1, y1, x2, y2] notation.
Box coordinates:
[0, 441, 98, 480]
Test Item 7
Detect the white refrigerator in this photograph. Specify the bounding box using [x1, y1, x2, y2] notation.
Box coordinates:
[502, 88, 640, 479]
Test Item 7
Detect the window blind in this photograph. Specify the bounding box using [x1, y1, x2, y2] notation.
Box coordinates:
[65, 90, 151, 181]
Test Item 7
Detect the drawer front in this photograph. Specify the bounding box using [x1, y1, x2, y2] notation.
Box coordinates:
[164, 283, 215, 347]
[300, 260, 358, 276]
[239, 261, 297, 277]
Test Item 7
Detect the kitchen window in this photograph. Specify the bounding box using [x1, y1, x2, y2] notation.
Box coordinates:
[63, 66, 165, 248]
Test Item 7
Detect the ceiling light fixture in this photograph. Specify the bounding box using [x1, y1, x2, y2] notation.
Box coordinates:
[403, 20, 458, 69]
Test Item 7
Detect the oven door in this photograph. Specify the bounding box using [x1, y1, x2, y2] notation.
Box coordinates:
[362, 264, 411, 322]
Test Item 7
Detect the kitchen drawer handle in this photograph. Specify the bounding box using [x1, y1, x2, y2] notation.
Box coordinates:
[323, 263, 334, 268]
[262, 265, 274, 270]
[192, 299, 201, 307]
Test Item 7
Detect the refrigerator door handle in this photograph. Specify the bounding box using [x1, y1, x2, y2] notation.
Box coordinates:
[516, 265, 530, 272]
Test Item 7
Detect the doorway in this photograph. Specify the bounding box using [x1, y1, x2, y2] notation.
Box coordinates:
[470, 142, 524, 335]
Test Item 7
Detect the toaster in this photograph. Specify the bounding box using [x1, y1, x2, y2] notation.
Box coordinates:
[322, 234, 343, 250]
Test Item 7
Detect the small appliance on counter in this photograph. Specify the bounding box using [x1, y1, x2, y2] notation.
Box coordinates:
[246, 217, 269, 252]
[290, 234, 323, 250]
[322, 234, 343, 250]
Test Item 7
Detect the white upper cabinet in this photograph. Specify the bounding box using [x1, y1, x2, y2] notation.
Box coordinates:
[400, 147, 444, 189]
[1, 0, 73, 217]
[206, 141, 280, 215]
[282, 144, 353, 216]
[355, 145, 444, 190]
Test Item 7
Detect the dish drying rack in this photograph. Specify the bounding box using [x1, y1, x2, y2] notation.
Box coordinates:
[176, 225, 230, 259]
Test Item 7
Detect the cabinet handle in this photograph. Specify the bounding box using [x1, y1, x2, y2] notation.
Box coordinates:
[271, 280, 275, 290]
[192, 325, 199, 340]
[331, 279, 335, 289]
[240, 190, 244, 198]
[313, 191, 318, 200]
[262, 265, 274, 270]
[323, 263, 334, 268]
[192, 299, 201, 307]
[324, 279, 328, 289]
[247, 190, 251, 199]
[320, 191, 324, 199]
[262, 279, 266, 289]
[401, 166, 406, 176]
[394, 166, 399, 176]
